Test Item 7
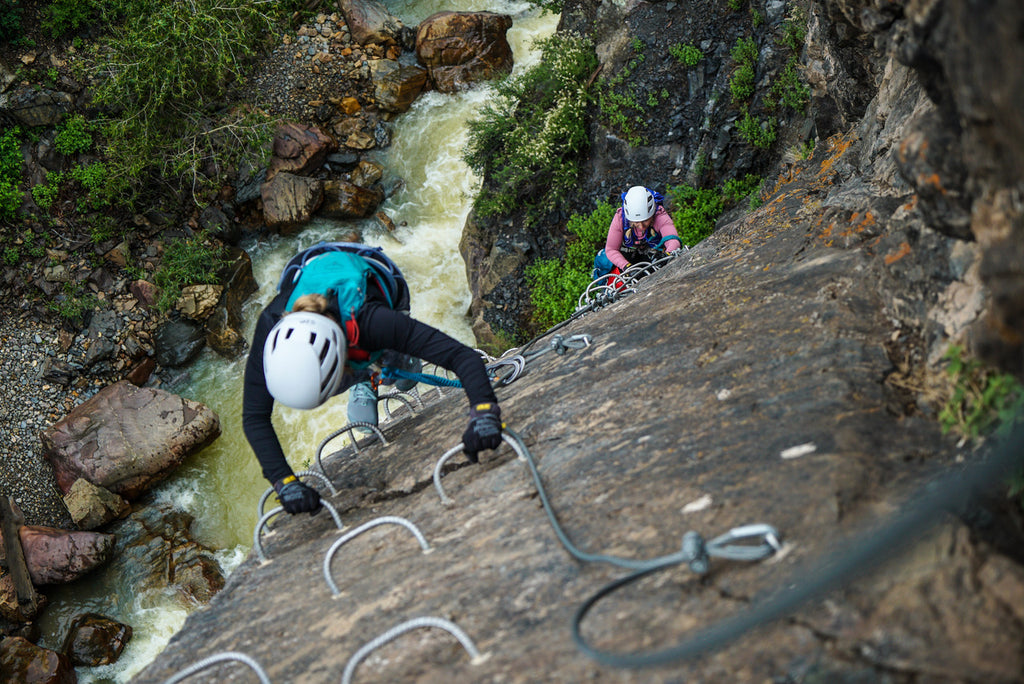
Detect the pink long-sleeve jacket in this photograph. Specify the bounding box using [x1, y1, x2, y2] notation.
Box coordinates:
[604, 206, 680, 270]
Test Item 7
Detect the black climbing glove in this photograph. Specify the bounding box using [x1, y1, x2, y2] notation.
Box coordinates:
[273, 475, 322, 516]
[462, 403, 503, 463]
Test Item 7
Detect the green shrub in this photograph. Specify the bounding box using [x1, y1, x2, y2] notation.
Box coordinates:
[735, 110, 777, 149]
[0, 126, 23, 221]
[939, 345, 1024, 442]
[665, 184, 724, 245]
[729, 37, 758, 104]
[728, 0, 743, 11]
[780, 10, 808, 53]
[153, 230, 227, 312]
[54, 113, 93, 155]
[32, 171, 65, 210]
[669, 43, 703, 68]
[771, 59, 810, 113]
[90, 0, 284, 207]
[526, 199, 617, 329]
[70, 161, 114, 211]
[48, 281, 98, 322]
[41, 0, 104, 37]
[723, 173, 763, 204]
[464, 32, 597, 226]
[0, 0, 22, 42]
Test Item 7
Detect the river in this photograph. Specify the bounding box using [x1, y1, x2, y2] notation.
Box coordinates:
[35, 3, 557, 681]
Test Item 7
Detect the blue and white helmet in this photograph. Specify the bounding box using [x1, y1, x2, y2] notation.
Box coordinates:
[263, 312, 345, 409]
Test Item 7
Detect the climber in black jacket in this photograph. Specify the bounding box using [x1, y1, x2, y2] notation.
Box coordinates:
[242, 243, 502, 515]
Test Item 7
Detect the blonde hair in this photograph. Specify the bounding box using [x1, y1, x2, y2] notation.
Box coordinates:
[290, 293, 331, 315]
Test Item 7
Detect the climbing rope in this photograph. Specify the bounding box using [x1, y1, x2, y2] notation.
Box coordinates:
[341, 616, 483, 684]
[161, 651, 271, 684]
[322, 516, 431, 596]
[253, 502, 345, 563]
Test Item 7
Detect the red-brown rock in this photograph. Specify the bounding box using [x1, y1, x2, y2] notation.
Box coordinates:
[415, 11, 513, 93]
[39, 381, 221, 500]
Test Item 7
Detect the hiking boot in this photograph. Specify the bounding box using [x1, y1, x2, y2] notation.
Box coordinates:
[347, 381, 378, 432]
[395, 355, 421, 392]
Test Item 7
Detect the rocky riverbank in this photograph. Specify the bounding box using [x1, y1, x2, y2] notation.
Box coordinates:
[0, 315, 83, 530]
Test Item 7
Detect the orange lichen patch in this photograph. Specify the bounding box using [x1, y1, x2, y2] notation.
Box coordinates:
[817, 135, 853, 178]
[917, 173, 947, 195]
[884, 241, 912, 265]
[903, 195, 919, 212]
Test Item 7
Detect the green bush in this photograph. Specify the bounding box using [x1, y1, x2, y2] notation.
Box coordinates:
[32, 171, 65, 210]
[526, 199, 617, 328]
[70, 161, 114, 211]
[940, 345, 1024, 442]
[41, 0, 104, 37]
[665, 184, 724, 245]
[90, 0, 285, 207]
[669, 43, 703, 68]
[729, 37, 758, 104]
[0, 126, 23, 221]
[0, 0, 22, 42]
[153, 230, 227, 312]
[735, 110, 777, 149]
[54, 113, 93, 155]
[464, 32, 597, 227]
[771, 59, 810, 113]
[723, 173, 763, 204]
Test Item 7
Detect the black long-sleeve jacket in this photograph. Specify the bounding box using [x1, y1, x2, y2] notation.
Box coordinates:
[242, 284, 498, 485]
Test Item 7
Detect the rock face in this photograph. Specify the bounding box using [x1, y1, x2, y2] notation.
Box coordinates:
[39, 381, 221, 500]
[132, 130, 1024, 682]
[415, 11, 514, 93]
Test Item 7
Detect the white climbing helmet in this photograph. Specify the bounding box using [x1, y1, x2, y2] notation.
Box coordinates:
[263, 312, 346, 409]
[622, 186, 657, 222]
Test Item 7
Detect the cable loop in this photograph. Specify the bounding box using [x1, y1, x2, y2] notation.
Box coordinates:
[323, 516, 431, 596]
[162, 651, 271, 684]
[253, 502, 345, 563]
[341, 616, 482, 684]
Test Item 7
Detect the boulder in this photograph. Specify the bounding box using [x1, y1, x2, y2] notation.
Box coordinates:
[39, 380, 221, 500]
[260, 172, 324, 233]
[0, 86, 73, 127]
[318, 179, 383, 220]
[0, 574, 45, 624]
[415, 11, 514, 93]
[266, 122, 334, 181]
[62, 478, 130, 530]
[14, 525, 115, 586]
[153, 317, 206, 368]
[105, 504, 225, 606]
[61, 613, 132, 667]
[371, 62, 427, 113]
[337, 0, 404, 47]
[174, 284, 223, 320]
[0, 636, 75, 684]
[171, 542, 226, 604]
[129, 279, 159, 309]
[350, 159, 383, 188]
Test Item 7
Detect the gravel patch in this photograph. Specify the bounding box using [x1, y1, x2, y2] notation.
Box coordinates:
[0, 316, 78, 529]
